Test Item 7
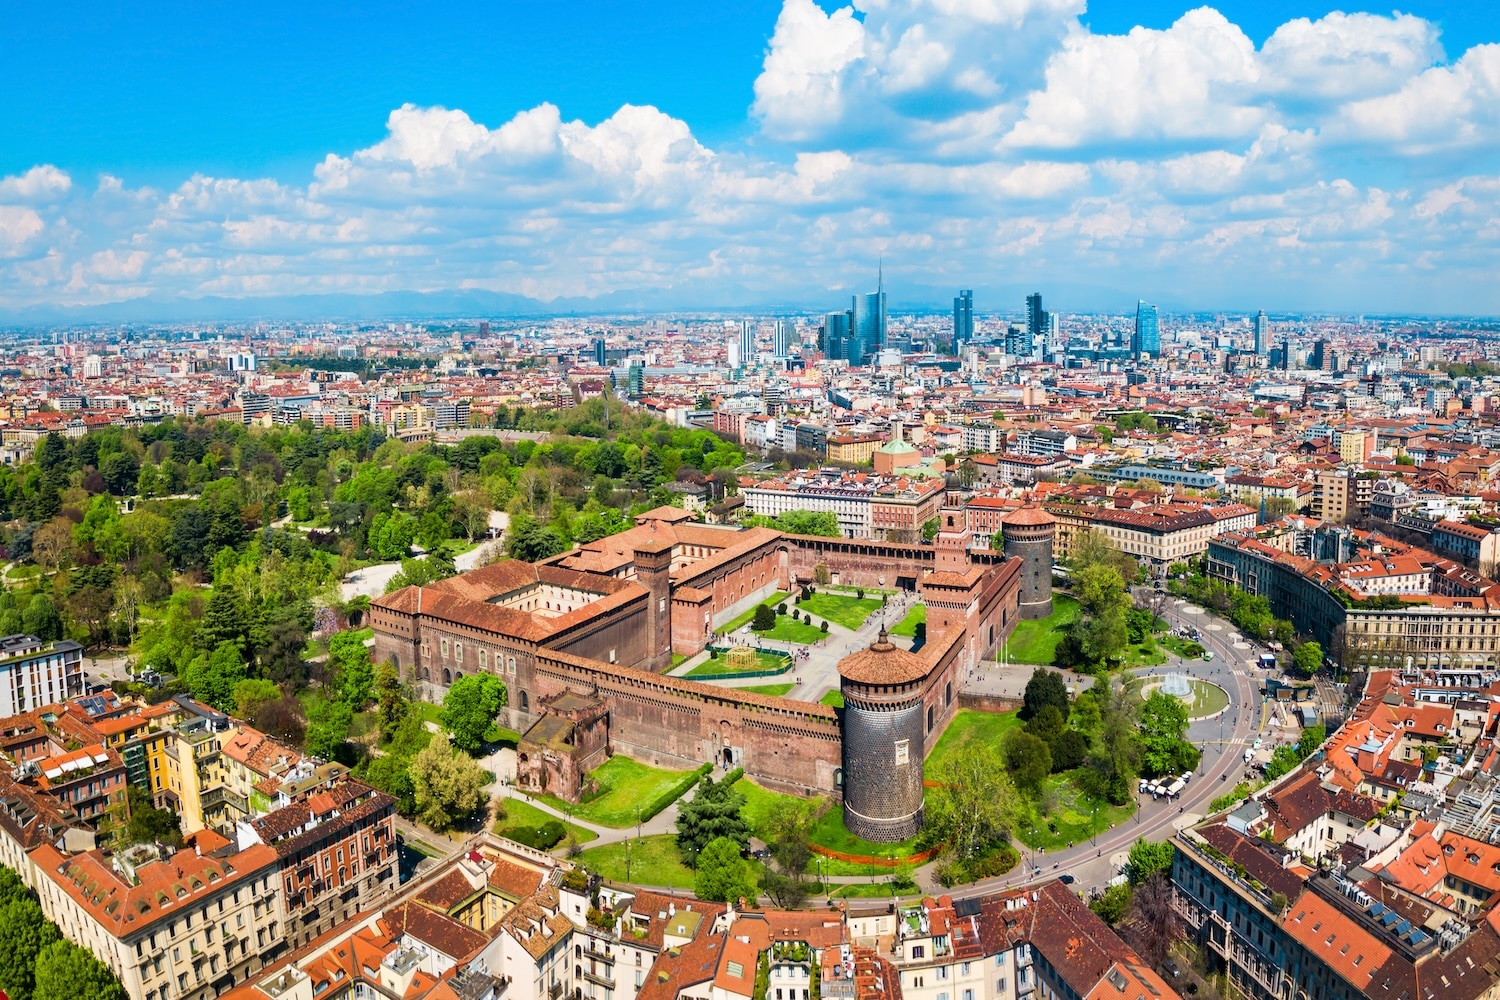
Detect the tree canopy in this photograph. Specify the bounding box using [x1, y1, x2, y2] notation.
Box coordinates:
[440, 673, 508, 755]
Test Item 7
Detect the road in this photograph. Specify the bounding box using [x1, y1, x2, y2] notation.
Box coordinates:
[931, 589, 1269, 901]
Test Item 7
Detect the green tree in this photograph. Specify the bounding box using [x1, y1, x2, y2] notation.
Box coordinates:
[410, 733, 489, 832]
[196, 587, 248, 653]
[926, 741, 1016, 860]
[441, 673, 508, 755]
[329, 630, 375, 709]
[1023, 705, 1066, 745]
[374, 661, 409, 733]
[772, 510, 841, 537]
[115, 785, 183, 849]
[1089, 883, 1133, 926]
[32, 939, 127, 1000]
[694, 836, 757, 904]
[1139, 691, 1200, 777]
[921, 518, 941, 542]
[180, 642, 247, 713]
[21, 594, 63, 642]
[233, 678, 282, 719]
[304, 700, 354, 760]
[1002, 730, 1052, 798]
[1125, 838, 1176, 886]
[1021, 668, 1069, 721]
[0, 895, 62, 1000]
[1050, 729, 1089, 771]
[1292, 640, 1323, 677]
[506, 516, 567, 562]
[676, 773, 750, 865]
[752, 604, 777, 631]
[759, 799, 815, 908]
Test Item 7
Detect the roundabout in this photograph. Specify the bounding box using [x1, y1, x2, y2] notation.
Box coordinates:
[1135, 674, 1231, 720]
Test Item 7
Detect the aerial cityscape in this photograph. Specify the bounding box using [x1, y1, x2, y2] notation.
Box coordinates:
[3, 4, 1500, 1000]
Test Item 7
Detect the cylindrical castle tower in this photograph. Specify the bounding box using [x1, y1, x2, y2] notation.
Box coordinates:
[1002, 506, 1056, 620]
[837, 627, 931, 842]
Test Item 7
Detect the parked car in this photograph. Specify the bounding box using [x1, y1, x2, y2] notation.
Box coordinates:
[1058, 873, 1076, 885]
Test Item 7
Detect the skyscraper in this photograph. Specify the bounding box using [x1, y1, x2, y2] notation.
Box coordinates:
[823, 311, 852, 361]
[851, 271, 887, 365]
[1253, 310, 1269, 355]
[773, 319, 791, 358]
[593, 337, 607, 366]
[740, 320, 756, 366]
[727, 338, 742, 370]
[1026, 293, 1047, 341]
[953, 289, 974, 351]
[1133, 300, 1160, 358]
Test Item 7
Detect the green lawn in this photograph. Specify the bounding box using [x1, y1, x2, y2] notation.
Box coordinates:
[890, 604, 926, 637]
[538, 756, 697, 828]
[1118, 643, 1167, 669]
[687, 650, 791, 678]
[924, 709, 1023, 778]
[820, 690, 844, 708]
[409, 701, 443, 727]
[671, 653, 689, 668]
[798, 593, 883, 631]
[735, 683, 795, 697]
[1003, 595, 1081, 664]
[715, 592, 792, 635]
[808, 805, 923, 858]
[578, 834, 695, 888]
[495, 796, 597, 846]
[733, 777, 825, 841]
[760, 617, 827, 643]
[1013, 771, 1136, 851]
[1161, 636, 1206, 659]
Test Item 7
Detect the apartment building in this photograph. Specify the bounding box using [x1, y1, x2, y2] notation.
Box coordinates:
[1049, 501, 1257, 569]
[30, 836, 286, 1000]
[0, 633, 84, 715]
[741, 470, 944, 540]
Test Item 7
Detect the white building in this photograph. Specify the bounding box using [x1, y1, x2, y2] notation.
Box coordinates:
[0, 634, 83, 716]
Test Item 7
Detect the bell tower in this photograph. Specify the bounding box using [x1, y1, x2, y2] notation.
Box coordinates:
[933, 508, 972, 575]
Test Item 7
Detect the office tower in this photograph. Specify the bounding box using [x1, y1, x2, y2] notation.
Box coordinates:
[1133, 300, 1160, 358]
[627, 362, 644, 398]
[851, 275, 887, 365]
[774, 319, 792, 359]
[727, 339, 742, 370]
[1311, 338, 1333, 372]
[1026, 293, 1047, 339]
[1005, 325, 1028, 358]
[592, 337, 607, 366]
[1282, 340, 1292, 371]
[823, 311, 852, 361]
[1044, 313, 1059, 363]
[1253, 310, 1268, 355]
[740, 321, 756, 366]
[953, 290, 974, 352]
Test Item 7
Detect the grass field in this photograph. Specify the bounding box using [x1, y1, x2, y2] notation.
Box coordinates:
[409, 701, 443, 727]
[1118, 643, 1167, 669]
[735, 683, 795, 697]
[1003, 595, 1081, 664]
[715, 592, 792, 635]
[797, 593, 883, 631]
[820, 690, 844, 708]
[733, 777, 825, 840]
[808, 804, 923, 858]
[578, 834, 695, 888]
[890, 603, 925, 637]
[687, 650, 791, 677]
[1012, 771, 1136, 851]
[1161, 635, 1207, 659]
[538, 757, 696, 828]
[759, 617, 827, 643]
[924, 709, 1023, 778]
[495, 796, 597, 846]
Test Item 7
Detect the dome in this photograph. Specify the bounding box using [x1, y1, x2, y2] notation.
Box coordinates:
[837, 627, 930, 685]
[876, 438, 918, 455]
[1002, 505, 1056, 528]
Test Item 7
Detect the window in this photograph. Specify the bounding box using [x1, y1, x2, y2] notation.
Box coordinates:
[455, 643, 463, 663]
[961, 964, 971, 977]
[479, 650, 487, 668]
[912, 946, 925, 959]
[894, 740, 910, 765]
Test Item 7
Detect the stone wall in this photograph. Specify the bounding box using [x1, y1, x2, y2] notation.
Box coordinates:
[782, 536, 934, 589]
[529, 650, 843, 794]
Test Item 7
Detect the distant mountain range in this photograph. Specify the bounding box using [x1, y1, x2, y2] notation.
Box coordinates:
[0, 277, 1182, 326]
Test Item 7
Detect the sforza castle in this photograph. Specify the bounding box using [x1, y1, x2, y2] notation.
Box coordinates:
[371, 504, 1055, 841]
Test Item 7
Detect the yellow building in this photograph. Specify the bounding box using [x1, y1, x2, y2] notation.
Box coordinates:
[826, 434, 883, 465]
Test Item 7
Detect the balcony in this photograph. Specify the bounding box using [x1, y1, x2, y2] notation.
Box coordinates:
[582, 969, 614, 988]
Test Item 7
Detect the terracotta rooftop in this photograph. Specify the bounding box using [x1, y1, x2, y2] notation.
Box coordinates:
[837, 628, 931, 685]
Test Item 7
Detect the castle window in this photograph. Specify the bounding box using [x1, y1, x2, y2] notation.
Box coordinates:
[479, 650, 487, 668]
[454, 643, 463, 663]
[609, 649, 617, 663]
[894, 739, 909, 765]
[441, 639, 448, 656]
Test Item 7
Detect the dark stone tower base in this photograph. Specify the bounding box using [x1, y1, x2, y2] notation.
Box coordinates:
[1002, 506, 1057, 621]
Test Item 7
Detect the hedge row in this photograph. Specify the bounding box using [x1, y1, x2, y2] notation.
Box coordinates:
[723, 766, 746, 786]
[640, 762, 713, 822]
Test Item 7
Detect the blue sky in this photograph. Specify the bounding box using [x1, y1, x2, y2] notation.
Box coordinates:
[2, 1, 1499, 314]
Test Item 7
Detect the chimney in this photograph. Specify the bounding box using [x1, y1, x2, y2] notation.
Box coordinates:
[669, 902, 676, 917]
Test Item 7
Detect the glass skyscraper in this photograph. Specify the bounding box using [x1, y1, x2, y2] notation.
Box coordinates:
[823, 311, 852, 361]
[773, 319, 791, 358]
[852, 288, 886, 364]
[739, 320, 756, 367]
[1254, 310, 1269, 355]
[953, 289, 973, 350]
[1133, 300, 1160, 358]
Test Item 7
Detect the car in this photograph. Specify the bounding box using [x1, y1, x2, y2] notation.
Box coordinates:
[1203, 650, 1214, 660]
[1058, 873, 1076, 885]
[741, 625, 753, 634]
